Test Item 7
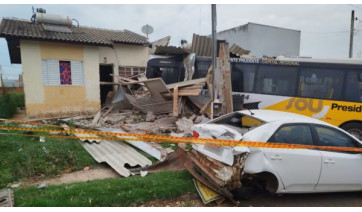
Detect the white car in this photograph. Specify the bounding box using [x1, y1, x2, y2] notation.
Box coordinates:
[191, 110, 362, 195]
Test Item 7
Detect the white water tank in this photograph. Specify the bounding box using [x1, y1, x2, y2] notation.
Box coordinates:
[36, 13, 72, 26]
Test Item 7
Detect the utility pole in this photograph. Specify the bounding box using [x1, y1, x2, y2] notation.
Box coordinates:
[211, 4, 217, 119]
[349, 10, 355, 58]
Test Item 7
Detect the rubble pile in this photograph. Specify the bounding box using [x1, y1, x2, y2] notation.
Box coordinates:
[71, 108, 208, 137]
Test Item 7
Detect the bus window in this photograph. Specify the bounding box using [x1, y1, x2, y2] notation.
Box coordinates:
[345, 71, 362, 102]
[299, 68, 344, 100]
[193, 60, 212, 79]
[255, 65, 298, 96]
[231, 64, 256, 92]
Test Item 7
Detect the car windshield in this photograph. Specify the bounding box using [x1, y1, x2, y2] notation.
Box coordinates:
[211, 112, 264, 134]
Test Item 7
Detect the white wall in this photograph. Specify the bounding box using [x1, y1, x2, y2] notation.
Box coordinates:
[217, 24, 250, 51]
[20, 40, 44, 104]
[99, 44, 149, 81]
[248, 23, 301, 57]
[217, 23, 301, 57]
[84, 46, 100, 102]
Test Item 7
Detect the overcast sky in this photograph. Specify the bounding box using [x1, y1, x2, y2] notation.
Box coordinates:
[1, 4, 362, 78]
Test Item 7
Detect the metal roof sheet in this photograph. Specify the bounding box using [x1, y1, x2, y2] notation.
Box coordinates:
[191, 33, 213, 57]
[229, 44, 250, 57]
[154, 46, 189, 56]
[81, 139, 152, 177]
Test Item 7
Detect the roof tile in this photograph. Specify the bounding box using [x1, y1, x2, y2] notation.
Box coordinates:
[0, 18, 148, 46]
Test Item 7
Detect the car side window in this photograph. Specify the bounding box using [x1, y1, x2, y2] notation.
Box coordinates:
[272, 125, 313, 145]
[315, 126, 358, 148]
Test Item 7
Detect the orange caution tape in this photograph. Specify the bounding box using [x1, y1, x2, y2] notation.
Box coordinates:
[1, 119, 362, 152]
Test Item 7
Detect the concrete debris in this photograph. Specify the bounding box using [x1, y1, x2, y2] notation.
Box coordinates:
[37, 183, 47, 189]
[91, 111, 101, 127]
[170, 132, 186, 137]
[176, 117, 194, 135]
[177, 143, 187, 149]
[0, 189, 14, 207]
[42, 147, 49, 154]
[146, 111, 156, 122]
[140, 171, 148, 177]
[9, 184, 20, 189]
[134, 148, 248, 205]
[121, 116, 177, 134]
[194, 115, 210, 124]
[164, 148, 175, 154]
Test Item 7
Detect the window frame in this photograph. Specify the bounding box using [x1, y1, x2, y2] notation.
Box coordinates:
[230, 61, 362, 103]
[344, 70, 362, 102]
[297, 67, 346, 101]
[230, 63, 258, 93]
[310, 124, 362, 152]
[267, 123, 318, 146]
[42, 59, 84, 86]
[254, 64, 299, 97]
[59, 60, 72, 85]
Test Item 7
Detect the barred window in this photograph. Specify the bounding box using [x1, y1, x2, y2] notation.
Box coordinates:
[119, 66, 146, 77]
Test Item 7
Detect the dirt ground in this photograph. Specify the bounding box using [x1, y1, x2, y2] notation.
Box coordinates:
[10, 108, 27, 121]
[137, 194, 234, 207]
[20, 165, 120, 187]
[139, 190, 362, 207]
[15, 166, 362, 206]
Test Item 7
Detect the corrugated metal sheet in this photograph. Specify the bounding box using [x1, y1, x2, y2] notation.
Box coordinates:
[191, 34, 213, 57]
[154, 46, 190, 56]
[229, 44, 250, 57]
[99, 128, 163, 160]
[82, 139, 152, 177]
[191, 34, 250, 58]
[65, 124, 152, 177]
[75, 132, 101, 144]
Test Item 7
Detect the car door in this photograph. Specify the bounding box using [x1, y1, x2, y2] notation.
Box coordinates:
[263, 124, 322, 192]
[314, 125, 362, 191]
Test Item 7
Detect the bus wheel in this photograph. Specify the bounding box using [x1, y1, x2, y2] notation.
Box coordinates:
[341, 123, 362, 141]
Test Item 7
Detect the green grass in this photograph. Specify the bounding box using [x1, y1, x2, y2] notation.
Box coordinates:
[0, 128, 97, 189]
[14, 171, 196, 207]
[0, 93, 16, 118]
[160, 142, 178, 150]
[9, 92, 25, 108]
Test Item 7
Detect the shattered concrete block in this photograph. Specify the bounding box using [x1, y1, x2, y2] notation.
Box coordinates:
[37, 183, 48, 189]
[194, 115, 210, 124]
[177, 143, 187, 149]
[176, 117, 194, 135]
[170, 132, 186, 137]
[146, 111, 156, 122]
[140, 171, 148, 177]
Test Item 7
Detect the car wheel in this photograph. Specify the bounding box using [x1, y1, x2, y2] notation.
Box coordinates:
[232, 186, 255, 200]
[341, 123, 362, 141]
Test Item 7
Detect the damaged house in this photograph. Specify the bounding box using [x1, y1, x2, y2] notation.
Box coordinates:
[0, 13, 149, 118]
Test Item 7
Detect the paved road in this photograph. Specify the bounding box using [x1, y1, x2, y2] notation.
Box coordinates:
[238, 191, 362, 207]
